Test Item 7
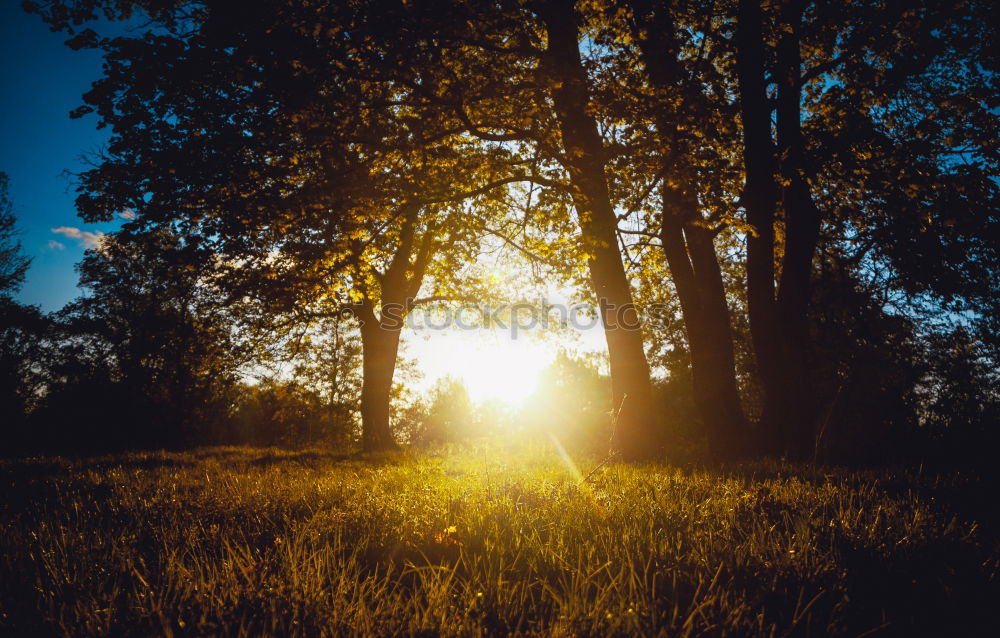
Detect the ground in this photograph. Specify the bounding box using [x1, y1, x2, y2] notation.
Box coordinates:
[1, 442, 997, 636]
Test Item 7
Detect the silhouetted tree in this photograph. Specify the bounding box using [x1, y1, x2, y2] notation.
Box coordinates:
[31, 0, 546, 452]
[0, 173, 49, 452]
[733, 0, 1000, 457]
[36, 229, 248, 449]
[0, 173, 30, 297]
[27, 0, 1000, 464]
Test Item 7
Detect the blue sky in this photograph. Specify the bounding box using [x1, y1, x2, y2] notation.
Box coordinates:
[1, 3, 124, 311]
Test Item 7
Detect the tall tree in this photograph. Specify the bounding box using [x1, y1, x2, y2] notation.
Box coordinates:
[617, 0, 749, 457]
[0, 173, 47, 450]
[532, 0, 659, 459]
[409, 0, 664, 459]
[734, 0, 1000, 457]
[32, 0, 536, 451]
[40, 228, 248, 449]
[0, 173, 30, 296]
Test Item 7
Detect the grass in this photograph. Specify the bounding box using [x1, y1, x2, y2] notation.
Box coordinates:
[1, 441, 997, 636]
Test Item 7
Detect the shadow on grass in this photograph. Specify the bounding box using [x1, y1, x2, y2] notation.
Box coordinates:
[0, 446, 410, 479]
[244, 449, 357, 468]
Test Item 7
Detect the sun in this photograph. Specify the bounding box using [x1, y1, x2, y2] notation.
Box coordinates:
[413, 331, 554, 407]
[459, 339, 553, 406]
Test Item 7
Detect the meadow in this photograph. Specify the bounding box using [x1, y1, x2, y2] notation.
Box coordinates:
[1, 442, 997, 637]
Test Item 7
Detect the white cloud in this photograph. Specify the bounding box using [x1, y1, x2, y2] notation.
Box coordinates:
[119, 208, 136, 221]
[51, 226, 105, 249]
[47, 240, 65, 250]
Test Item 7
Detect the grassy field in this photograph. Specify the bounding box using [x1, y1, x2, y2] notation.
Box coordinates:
[1, 442, 998, 637]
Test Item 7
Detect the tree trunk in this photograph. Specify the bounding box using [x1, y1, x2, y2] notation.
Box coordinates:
[659, 203, 747, 458]
[736, 0, 785, 455]
[359, 315, 402, 452]
[539, 0, 660, 461]
[355, 204, 436, 453]
[773, 0, 822, 459]
[687, 225, 748, 457]
[630, 0, 748, 459]
[736, 0, 822, 459]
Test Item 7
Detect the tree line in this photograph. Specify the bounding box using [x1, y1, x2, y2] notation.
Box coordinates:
[3, 0, 999, 463]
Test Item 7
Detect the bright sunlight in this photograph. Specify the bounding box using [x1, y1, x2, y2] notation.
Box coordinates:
[413, 332, 556, 407]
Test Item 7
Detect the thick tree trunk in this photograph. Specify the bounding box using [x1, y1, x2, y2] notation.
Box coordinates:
[355, 204, 435, 453]
[773, 0, 822, 459]
[736, 0, 784, 455]
[540, 1, 660, 461]
[687, 226, 748, 457]
[359, 317, 402, 453]
[659, 203, 747, 458]
[630, 0, 748, 459]
[736, 0, 822, 459]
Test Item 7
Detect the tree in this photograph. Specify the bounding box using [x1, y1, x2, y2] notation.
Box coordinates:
[916, 327, 1000, 468]
[732, 0, 1000, 457]
[415, 377, 474, 446]
[520, 351, 612, 450]
[229, 314, 365, 448]
[601, 0, 750, 458]
[534, 0, 658, 460]
[31, 0, 535, 451]
[285, 316, 364, 446]
[394, 0, 661, 459]
[0, 172, 47, 452]
[37, 228, 248, 449]
[29, 0, 1000, 462]
[0, 173, 30, 297]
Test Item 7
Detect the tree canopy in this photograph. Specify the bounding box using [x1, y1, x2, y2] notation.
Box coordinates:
[8, 0, 999, 463]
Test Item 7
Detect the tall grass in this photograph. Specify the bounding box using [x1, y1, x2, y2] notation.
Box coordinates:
[1, 442, 997, 636]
